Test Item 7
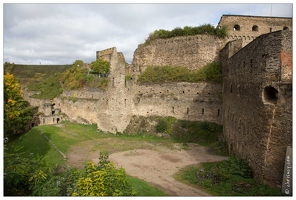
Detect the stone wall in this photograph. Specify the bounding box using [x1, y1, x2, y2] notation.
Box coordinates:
[221, 30, 292, 188]
[132, 34, 225, 72]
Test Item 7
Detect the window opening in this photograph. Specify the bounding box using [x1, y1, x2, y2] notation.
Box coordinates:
[263, 86, 278, 104]
[234, 24, 240, 31]
[252, 25, 258, 31]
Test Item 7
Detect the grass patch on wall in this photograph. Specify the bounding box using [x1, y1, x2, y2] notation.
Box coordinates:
[27, 72, 63, 99]
[174, 156, 284, 196]
[137, 62, 222, 84]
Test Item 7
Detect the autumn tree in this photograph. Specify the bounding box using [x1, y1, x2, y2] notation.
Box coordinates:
[4, 72, 34, 136]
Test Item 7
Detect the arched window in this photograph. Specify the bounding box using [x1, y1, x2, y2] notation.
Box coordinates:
[283, 26, 289, 30]
[252, 25, 258, 31]
[263, 86, 278, 104]
[234, 24, 240, 31]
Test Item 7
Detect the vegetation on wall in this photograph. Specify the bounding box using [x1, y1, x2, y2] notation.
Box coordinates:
[60, 60, 90, 90]
[27, 72, 64, 99]
[145, 24, 227, 44]
[137, 62, 222, 84]
[97, 78, 109, 91]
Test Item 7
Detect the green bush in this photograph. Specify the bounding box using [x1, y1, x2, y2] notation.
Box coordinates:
[89, 58, 110, 74]
[145, 24, 227, 43]
[4, 145, 48, 196]
[72, 152, 136, 196]
[60, 60, 89, 90]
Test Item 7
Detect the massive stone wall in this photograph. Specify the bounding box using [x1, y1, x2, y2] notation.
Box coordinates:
[221, 30, 292, 188]
[132, 34, 225, 72]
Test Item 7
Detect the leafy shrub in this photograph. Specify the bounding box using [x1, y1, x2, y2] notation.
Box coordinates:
[4, 145, 48, 196]
[31, 166, 82, 196]
[72, 152, 136, 196]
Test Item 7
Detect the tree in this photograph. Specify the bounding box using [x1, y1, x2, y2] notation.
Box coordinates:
[4, 72, 34, 136]
[89, 58, 110, 75]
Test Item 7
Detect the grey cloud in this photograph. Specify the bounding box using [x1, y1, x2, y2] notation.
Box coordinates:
[3, 3, 293, 65]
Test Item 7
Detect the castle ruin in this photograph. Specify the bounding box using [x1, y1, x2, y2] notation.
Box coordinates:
[19, 15, 292, 189]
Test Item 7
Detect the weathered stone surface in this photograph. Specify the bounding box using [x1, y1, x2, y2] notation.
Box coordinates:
[221, 30, 292, 189]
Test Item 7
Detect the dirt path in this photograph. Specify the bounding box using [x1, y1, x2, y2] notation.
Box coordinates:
[66, 142, 228, 196]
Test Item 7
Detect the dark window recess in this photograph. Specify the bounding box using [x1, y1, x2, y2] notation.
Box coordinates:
[234, 24, 240, 31]
[263, 86, 278, 104]
[252, 25, 258, 31]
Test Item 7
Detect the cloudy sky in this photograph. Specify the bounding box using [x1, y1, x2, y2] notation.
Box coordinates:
[3, 2, 293, 65]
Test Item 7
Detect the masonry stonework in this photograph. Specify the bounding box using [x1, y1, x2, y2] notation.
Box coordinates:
[218, 15, 292, 47]
[18, 15, 292, 190]
[220, 30, 292, 188]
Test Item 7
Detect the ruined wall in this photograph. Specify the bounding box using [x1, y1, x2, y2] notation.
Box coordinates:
[218, 15, 292, 47]
[132, 34, 225, 72]
[221, 30, 292, 188]
[130, 82, 222, 124]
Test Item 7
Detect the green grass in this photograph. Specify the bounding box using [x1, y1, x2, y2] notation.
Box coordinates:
[127, 176, 167, 196]
[11, 128, 66, 167]
[12, 64, 71, 80]
[174, 156, 284, 196]
[137, 62, 222, 84]
[6, 121, 282, 196]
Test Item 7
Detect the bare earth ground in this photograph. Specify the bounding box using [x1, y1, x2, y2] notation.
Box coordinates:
[66, 141, 228, 196]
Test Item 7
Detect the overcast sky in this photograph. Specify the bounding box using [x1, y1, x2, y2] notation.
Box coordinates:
[2, 2, 293, 65]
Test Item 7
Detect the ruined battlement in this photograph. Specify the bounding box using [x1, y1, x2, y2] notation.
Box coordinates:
[96, 47, 116, 62]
